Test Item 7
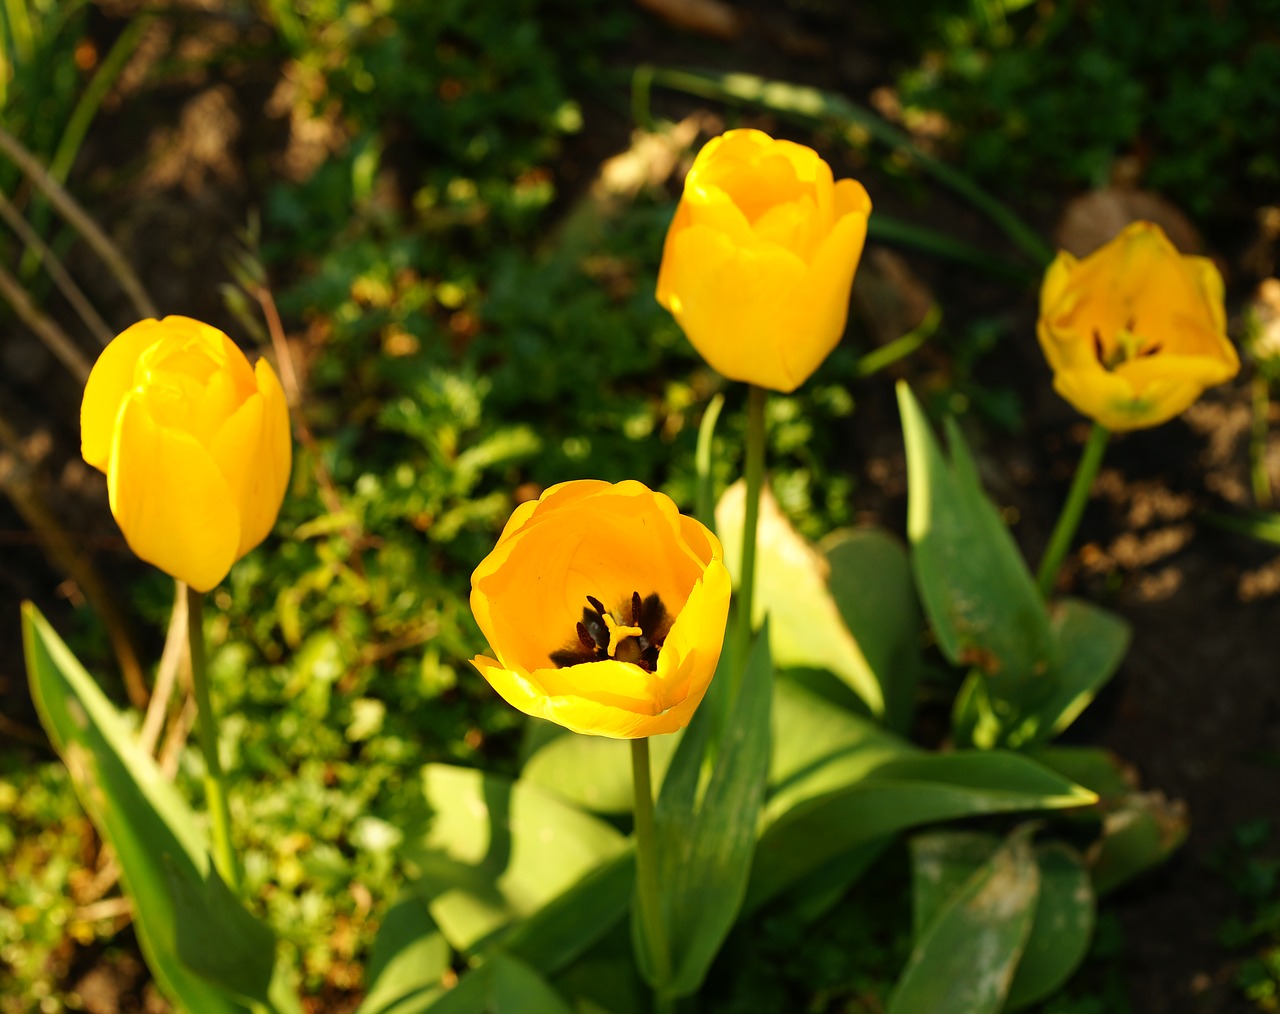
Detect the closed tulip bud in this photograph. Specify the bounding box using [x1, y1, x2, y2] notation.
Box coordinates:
[1037, 221, 1240, 431]
[470, 480, 731, 738]
[656, 128, 872, 393]
[80, 316, 292, 592]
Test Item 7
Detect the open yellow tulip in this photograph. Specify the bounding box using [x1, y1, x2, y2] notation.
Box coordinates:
[469, 480, 731, 738]
[1038, 221, 1239, 430]
[81, 316, 292, 592]
[656, 128, 872, 393]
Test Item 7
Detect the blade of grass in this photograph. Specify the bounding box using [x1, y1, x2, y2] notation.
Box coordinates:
[20, 14, 150, 281]
[0, 189, 113, 344]
[1201, 509, 1280, 546]
[868, 214, 1035, 284]
[0, 125, 157, 317]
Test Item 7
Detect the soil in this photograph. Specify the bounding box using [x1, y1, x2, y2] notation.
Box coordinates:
[3, 2, 1279, 1012]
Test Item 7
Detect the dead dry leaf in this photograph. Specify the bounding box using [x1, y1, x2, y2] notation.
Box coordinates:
[634, 0, 742, 39]
[1055, 188, 1202, 258]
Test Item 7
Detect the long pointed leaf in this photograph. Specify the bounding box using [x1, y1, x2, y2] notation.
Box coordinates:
[639, 625, 773, 998]
[22, 602, 257, 1014]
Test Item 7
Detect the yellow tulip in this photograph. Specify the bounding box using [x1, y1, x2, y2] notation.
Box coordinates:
[470, 480, 731, 738]
[81, 316, 292, 592]
[1037, 221, 1239, 431]
[656, 128, 872, 393]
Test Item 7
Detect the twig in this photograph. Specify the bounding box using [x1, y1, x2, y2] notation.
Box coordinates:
[75, 897, 133, 924]
[254, 281, 354, 528]
[158, 690, 197, 781]
[139, 582, 188, 758]
[0, 125, 157, 318]
[0, 261, 93, 382]
[0, 189, 114, 346]
[0, 711, 49, 747]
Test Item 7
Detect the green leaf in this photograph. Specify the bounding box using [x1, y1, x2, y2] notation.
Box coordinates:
[500, 847, 634, 974]
[521, 730, 681, 815]
[717, 480, 885, 715]
[22, 602, 266, 1014]
[898, 383, 1055, 710]
[359, 890, 451, 1014]
[1006, 842, 1095, 1010]
[637, 625, 774, 998]
[1026, 746, 1134, 800]
[768, 677, 909, 819]
[746, 750, 1095, 914]
[822, 527, 926, 734]
[954, 598, 1130, 749]
[422, 953, 574, 1014]
[164, 857, 276, 1006]
[891, 829, 1040, 1014]
[550, 921, 647, 1014]
[1089, 791, 1189, 896]
[907, 831, 1096, 1011]
[404, 765, 627, 955]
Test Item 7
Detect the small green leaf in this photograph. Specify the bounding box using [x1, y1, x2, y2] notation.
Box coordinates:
[359, 890, 451, 1014]
[717, 481, 885, 715]
[891, 829, 1040, 1014]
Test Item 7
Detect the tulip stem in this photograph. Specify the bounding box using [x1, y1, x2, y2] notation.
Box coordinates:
[186, 586, 241, 894]
[733, 385, 767, 687]
[1036, 423, 1110, 598]
[695, 392, 726, 533]
[1252, 371, 1272, 508]
[631, 738, 674, 1014]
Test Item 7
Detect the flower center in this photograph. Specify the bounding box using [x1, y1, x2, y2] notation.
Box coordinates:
[550, 591, 671, 672]
[1093, 318, 1161, 371]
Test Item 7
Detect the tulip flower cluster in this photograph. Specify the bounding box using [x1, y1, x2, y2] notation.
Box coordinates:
[48, 120, 1244, 1014]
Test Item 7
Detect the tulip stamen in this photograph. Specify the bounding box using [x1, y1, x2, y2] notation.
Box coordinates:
[550, 591, 672, 671]
[1094, 322, 1162, 372]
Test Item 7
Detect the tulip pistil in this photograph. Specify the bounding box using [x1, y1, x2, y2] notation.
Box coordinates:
[550, 591, 671, 671]
[1093, 321, 1161, 372]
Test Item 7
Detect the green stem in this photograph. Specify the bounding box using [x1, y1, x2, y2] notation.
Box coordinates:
[631, 738, 674, 1014]
[1035, 423, 1110, 598]
[732, 386, 767, 687]
[694, 392, 725, 534]
[854, 305, 942, 379]
[187, 586, 241, 893]
[1252, 371, 1272, 508]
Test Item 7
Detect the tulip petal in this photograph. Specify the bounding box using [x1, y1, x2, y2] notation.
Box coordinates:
[472, 656, 705, 739]
[108, 392, 241, 591]
[661, 221, 807, 390]
[81, 320, 167, 471]
[783, 201, 870, 387]
[208, 360, 292, 558]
